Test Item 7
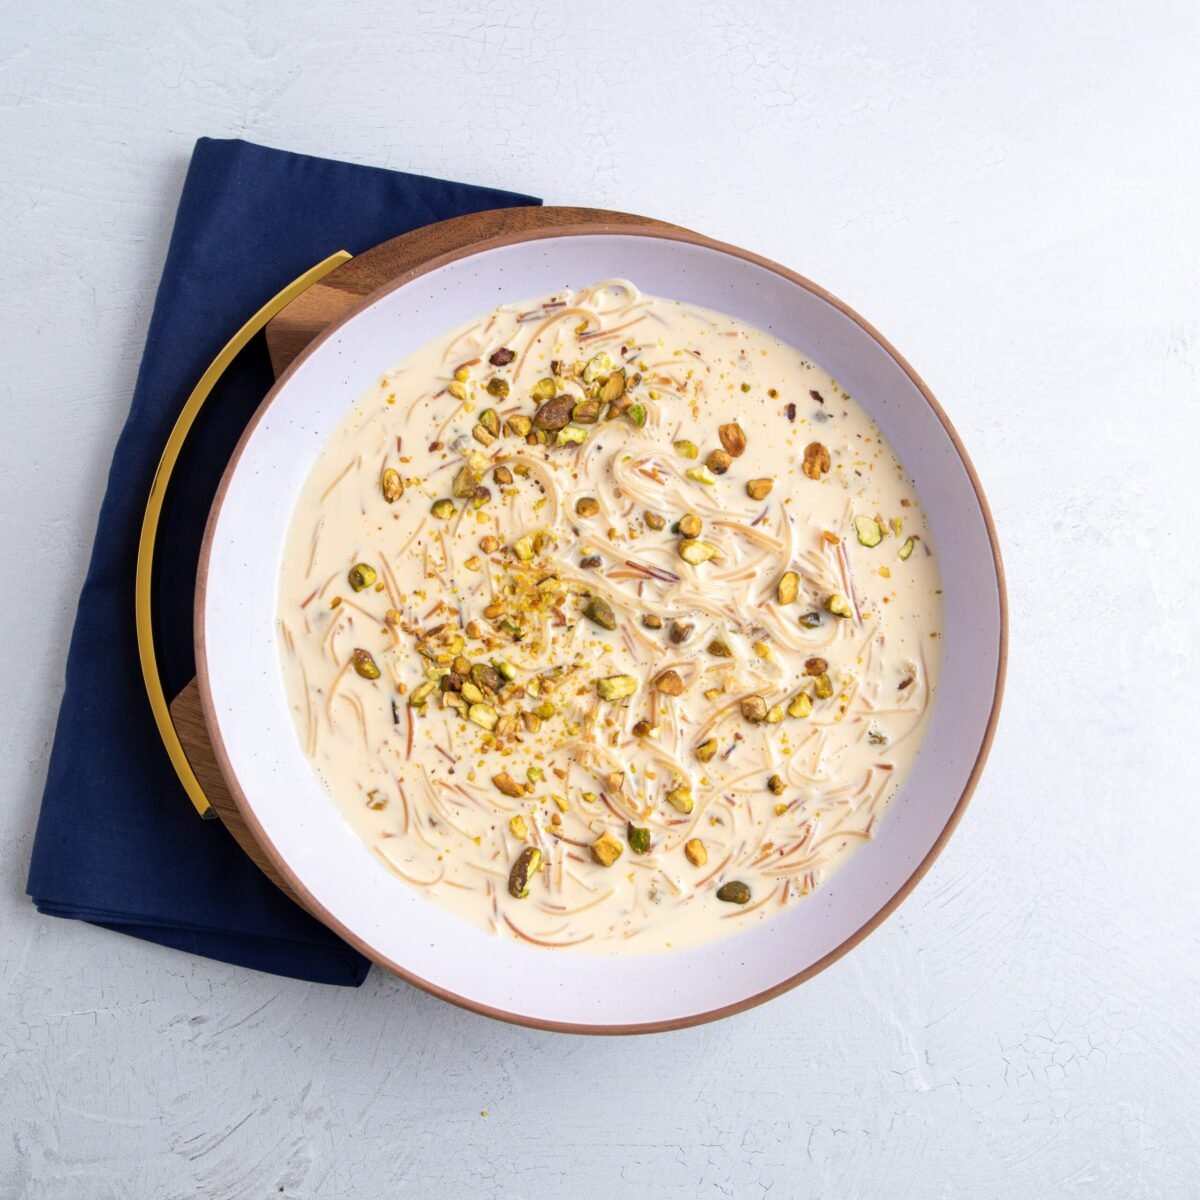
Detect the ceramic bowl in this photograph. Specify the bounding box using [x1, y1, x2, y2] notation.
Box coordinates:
[197, 224, 1006, 1033]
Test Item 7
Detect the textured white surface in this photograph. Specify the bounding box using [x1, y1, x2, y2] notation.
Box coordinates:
[2, 1, 1197, 1195]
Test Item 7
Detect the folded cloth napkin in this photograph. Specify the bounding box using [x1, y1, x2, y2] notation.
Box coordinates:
[26, 137, 539, 985]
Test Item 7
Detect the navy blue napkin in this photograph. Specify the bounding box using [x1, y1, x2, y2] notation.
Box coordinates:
[26, 137, 540, 985]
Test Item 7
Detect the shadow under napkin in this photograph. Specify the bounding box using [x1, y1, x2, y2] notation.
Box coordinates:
[26, 137, 540, 985]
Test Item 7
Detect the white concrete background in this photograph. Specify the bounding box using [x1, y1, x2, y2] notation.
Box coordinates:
[3, 1, 1197, 1196]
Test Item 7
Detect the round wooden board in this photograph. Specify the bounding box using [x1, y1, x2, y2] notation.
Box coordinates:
[175, 205, 689, 897]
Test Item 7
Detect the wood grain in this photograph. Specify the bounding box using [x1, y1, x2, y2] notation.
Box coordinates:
[265, 205, 686, 375]
[180, 205, 684, 897]
[169, 679, 300, 902]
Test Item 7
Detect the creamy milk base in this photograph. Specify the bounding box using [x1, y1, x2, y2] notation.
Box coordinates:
[277, 281, 941, 953]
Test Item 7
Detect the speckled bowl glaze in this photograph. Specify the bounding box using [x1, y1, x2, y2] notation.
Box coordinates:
[197, 225, 1006, 1033]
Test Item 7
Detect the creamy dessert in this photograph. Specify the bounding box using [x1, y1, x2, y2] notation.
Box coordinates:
[277, 280, 941, 953]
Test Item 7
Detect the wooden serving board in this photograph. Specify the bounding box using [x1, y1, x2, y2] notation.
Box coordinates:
[174, 205, 684, 896]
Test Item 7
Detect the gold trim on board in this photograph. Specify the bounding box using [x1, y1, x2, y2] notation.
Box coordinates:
[135, 251, 353, 818]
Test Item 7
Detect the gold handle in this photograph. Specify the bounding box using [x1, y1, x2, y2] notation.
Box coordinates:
[135, 251, 353, 818]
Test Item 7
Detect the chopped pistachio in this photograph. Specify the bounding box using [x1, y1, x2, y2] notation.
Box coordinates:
[596, 674, 638, 701]
[512, 534, 536, 562]
[668, 620, 694, 645]
[509, 814, 529, 840]
[740, 695, 768, 723]
[695, 738, 719, 763]
[521, 712, 541, 733]
[599, 371, 626, 404]
[508, 846, 542, 898]
[677, 539, 718, 565]
[582, 351, 614, 383]
[365, 789, 387, 810]
[459, 681, 484, 704]
[448, 380, 468, 401]
[409, 681, 436, 706]
[590, 830, 624, 867]
[813, 673, 834, 700]
[583, 595, 617, 631]
[804, 656, 828, 676]
[707, 639, 732, 657]
[557, 424, 588, 446]
[774, 802, 789, 816]
[654, 669, 684, 696]
[627, 824, 652, 855]
[575, 496, 600, 518]
[854, 515, 884, 548]
[752, 641, 771, 660]
[765, 705, 784, 723]
[767, 774, 785, 796]
[472, 486, 492, 509]
[526, 767, 544, 784]
[489, 347, 515, 367]
[579, 554, 602, 569]
[777, 571, 800, 606]
[493, 465, 514, 487]
[632, 719, 660, 739]
[451, 466, 477, 498]
[572, 399, 601, 424]
[719, 422, 747, 458]
[472, 423, 495, 447]
[642, 614, 664, 630]
[478, 408, 501, 438]
[531, 378, 557, 401]
[802, 442, 831, 479]
[430, 498, 455, 520]
[644, 511, 667, 530]
[468, 703, 499, 731]
[532, 394, 572, 430]
[351, 648, 381, 680]
[381, 468, 404, 503]
[717, 880, 751, 904]
[899, 536, 918, 561]
[471, 662, 504, 692]
[505, 414, 532, 438]
[706, 448, 733, 475]
[825, 593, 853, 618]
[625, 403, 647, 427]
[385, 608, 402, 626]
[798, 611, 823, 629]
[493, 771, 525, 797]
[684, 465, 715, 486]
[533, 701, 555, 721]
[684, 838, 708, 867]
[666, 785, 694, 814]
[348, 563, 376, 592]
[453, 365, 471, 382]
[480, 534, 501, 554]
[746, 477, 773, 501]
[673, 439, 699, 459]
[486, 377, 510, 399]
[496, 660, 517, 681]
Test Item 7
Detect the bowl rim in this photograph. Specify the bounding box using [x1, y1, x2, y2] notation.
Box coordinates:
[195, 218, 1008, 1034]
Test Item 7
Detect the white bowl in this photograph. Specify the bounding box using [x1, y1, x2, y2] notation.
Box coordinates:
[197, 224, 1006, 1033]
